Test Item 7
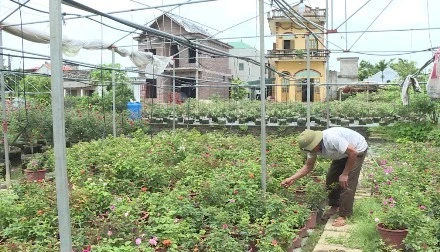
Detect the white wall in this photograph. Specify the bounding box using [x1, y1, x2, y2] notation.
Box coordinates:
[229, 47, 260, 82]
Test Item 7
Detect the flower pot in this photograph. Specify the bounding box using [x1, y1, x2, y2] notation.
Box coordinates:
[218, 118, 227, 125]
[340, 119, 350, 127]
[184, 118, 195, 124]
[297, 118, 306, 126]
[278, 119, 287, 125]
[24, 169, 47, 182]
[376, 223, 408, 250]
[289, 236, 302, 250]
[306, 211, 318, 229]
[297, 226, 308, 238]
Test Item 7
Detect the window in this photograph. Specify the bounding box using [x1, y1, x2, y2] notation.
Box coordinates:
[188, 48, 196, 63]
[144, 48, 157, 55]
[145, 79, 157, 98]
[307, 39, 318, 50]
[283, 40, 294, 50]
[239, 63, 244, 71]
[281, 71, 290, 93]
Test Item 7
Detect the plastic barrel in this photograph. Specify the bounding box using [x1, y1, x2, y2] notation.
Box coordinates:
[127, 101, 142, 120]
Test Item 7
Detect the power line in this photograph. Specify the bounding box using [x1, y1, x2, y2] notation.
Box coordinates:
[1, 0, 219, 27]
[348, 0, 395, 51]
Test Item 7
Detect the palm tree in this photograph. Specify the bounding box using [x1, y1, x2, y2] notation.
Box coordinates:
[375, 60, 392, 83]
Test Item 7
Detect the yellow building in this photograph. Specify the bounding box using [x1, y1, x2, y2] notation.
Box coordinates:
[267, 3, 329, 102]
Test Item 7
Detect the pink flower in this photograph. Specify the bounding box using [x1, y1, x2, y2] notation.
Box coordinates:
[149, 238, 157, 246]
[380, 160, 387, 165]
[222, 223, 228, 229]
[384, 167, 393, 175]
[107, 230, 112, 236]
[420, 205, 426, 210]
[135, 238, 142, 245]
[110, 205, 115, 211]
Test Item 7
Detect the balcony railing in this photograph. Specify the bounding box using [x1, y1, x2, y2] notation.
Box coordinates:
[267, 49, 330, 59]
[268, 8, 326, 19]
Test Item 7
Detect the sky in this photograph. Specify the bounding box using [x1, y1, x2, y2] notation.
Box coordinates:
[0, 0, 439, 75]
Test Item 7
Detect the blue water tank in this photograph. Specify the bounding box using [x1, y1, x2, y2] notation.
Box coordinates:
[127, 101, 142, 120]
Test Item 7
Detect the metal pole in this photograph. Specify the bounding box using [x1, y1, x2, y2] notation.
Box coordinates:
[49, 0, 72, 251]
[195, 48, 199, 99]
[172, 59, 176, 132]
[112, 49, 116, 137]
[325, 0, 330, 128]
[345, 0, 348, 50]
[258, 0, 267, 192]
[306, 35, 311, 130]
[331, 0, 334, 29]
[0, 31, 11, 188]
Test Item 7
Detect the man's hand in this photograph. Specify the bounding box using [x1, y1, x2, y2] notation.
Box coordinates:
[281, 177, 295, 188]
[339, 174, 348, 189]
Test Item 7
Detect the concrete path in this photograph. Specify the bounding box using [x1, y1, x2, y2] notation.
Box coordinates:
[311, 143, 378, 252]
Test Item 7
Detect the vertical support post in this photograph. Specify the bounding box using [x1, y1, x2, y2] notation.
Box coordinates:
[112, 48, 116, 137]
[195, 48, 199, 99]
[258, 0, 267, 192]
[0, 31, 11, 188]
[49, 1, 73, 251]
[306, 35, 311, 130]
[172, 59, 176, 132]
[326, 0, 330, 128]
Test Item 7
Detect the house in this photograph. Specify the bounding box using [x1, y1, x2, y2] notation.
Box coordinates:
[134, 13, 232, 103]
[26, 62, 95, 97]
[267, 3, 329, 102]
[228, 41, 261, 83]
[228, 41, 272, 99]
[367, 67, 399, 83]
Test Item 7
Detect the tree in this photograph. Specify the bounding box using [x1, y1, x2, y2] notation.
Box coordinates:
[358, 60, 376, 81]
[90, 63, 130, 92]
[375, 59, 390, 83]
[230, 78, 249, 100]
[390, 58, 424, 82]
[18, 75, 51, 105]
[89, 63, 134, 112]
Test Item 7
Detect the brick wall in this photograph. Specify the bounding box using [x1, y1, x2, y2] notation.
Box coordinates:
[137, 14, 231, 101]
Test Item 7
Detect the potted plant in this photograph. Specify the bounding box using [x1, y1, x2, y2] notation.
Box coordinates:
[24, 153, 50, 182]
[375, 190, 421, 250]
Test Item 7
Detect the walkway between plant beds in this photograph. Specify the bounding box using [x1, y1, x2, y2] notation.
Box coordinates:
[311, 142, 379, 252]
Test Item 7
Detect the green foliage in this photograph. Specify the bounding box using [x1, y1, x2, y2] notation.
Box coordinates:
[230, 78, 249, 101]
[90, 63, 134, 112]
[0, 130, 317, 251]
[390, 58, 424, 82]
[18, 75, 51, 105]
[90, 63, 130, 91]
[372, 121, 436, 143]
[358, 60, 376, 81]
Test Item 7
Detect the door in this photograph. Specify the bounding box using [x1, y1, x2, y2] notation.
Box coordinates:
[301, 79, 314, 102]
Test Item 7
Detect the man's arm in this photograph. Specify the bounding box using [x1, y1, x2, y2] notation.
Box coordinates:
[339, 144, 358, 189]
[281, 155, 317, 188]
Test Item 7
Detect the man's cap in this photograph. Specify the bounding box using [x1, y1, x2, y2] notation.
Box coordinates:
[298, 130, 323, 151]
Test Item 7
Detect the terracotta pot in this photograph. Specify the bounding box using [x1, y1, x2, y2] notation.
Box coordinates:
[24, 169, 47, 182]
[376, 223, 408, 250]
[297, 226, 308, 238]
[306, 211, 318, 229]
[289, 236, 302, 250]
